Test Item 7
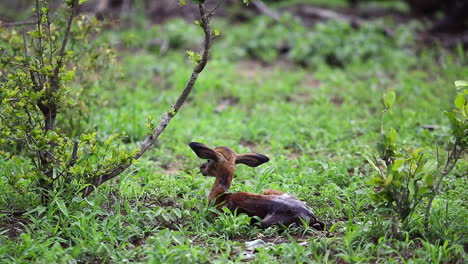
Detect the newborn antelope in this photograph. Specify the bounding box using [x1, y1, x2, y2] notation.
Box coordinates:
[189, 142, 323, 229]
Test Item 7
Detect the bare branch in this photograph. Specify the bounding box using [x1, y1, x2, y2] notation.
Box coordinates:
[252, 0, 282, 23]
[35, 0, 45, 88]
[425, 140, 464, 228]
[69, 141, 79, 167]
[51, 0, 79, 90]
[1, 21, 36, 27]
[22, 29, 40, 90]
[210, 0, 224, 15]
[82, 3, 217, 197]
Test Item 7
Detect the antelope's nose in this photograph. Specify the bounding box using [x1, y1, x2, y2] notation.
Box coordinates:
[199, 163, 207, 175]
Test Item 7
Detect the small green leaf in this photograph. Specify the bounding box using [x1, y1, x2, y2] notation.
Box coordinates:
[454, 93, 466, 110]
[393, 159, 405, 171]
[412, 147, 424, 156]
[179, 0, 186, 5]
[444, 111, 462, 133]
[27, 30, 42, 39]
[55, 200, 69, 217]
[421, 159, 437, 175]
[423, 173, 433, 187]
[384, 173, 393, 186]
[329, 222, 340, 232]
[455, 80, 468, 89]
[387, 128, 398, 145]
[383, 90, 396, 108]
[168, 106, 176, 117]
[367, 176, 384, 186]
[418, 186, 431, 196]
[369, 192, 380, 202]
[214, 29, 220, 36]
[408, 179, 416, 198]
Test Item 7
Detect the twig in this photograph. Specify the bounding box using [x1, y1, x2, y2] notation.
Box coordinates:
[1, 20, 36, 27]
[82, 2, 219, 197]
[425, 140, 463, 228]
[52, 140, 79, 182]
[52, 0, 79, 90]
[252, 0, 281, 23]
[69, 141, 79, 167]
[45, 10, 54, 64]
[0, 60, 41, 73]
[35, 0, 45, 88]
[210, 0, 224, 15]
[22, 30, 40, 90]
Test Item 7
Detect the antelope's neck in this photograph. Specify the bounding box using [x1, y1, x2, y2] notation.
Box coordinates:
[208, 164, 235, 203]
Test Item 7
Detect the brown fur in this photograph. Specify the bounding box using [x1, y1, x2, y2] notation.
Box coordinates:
[189, 142, 323, 229]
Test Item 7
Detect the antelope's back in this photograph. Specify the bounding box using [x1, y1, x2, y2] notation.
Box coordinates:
[223, 192, 316, 226]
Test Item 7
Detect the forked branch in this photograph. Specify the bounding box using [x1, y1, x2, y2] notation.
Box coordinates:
[82, 3, 217, 197]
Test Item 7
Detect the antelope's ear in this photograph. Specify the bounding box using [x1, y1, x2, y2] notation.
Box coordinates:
[235, 153, 269, 167]
[189, 142, 221, 161]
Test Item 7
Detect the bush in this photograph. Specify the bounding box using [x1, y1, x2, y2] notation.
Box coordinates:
[0, 0, 132, 205]
[367, 82, 467, 232]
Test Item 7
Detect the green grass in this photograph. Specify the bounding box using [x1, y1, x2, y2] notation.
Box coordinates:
[1, 10, 467, 264]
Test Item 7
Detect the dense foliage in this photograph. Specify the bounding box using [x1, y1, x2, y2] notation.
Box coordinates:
[0, 0, 134, 205]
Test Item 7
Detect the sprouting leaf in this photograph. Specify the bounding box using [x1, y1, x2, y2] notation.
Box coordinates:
[454, 93, 466, 110]
[412, 147, 424, 156]
[393, 159, 406, 171]
[387, 128, 398, 145]
[179, 0, 186, 5]
[186, 50, 202, 64]
[168, 106, 176, 117]
[214, 29, 221, 36]
[27, 30, 42, 39]
[383, 90, 396, 108]
[455, 80, 468, 89]
[384, 173, 393, 186]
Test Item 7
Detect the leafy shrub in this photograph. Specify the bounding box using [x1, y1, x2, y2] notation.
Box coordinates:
[0, 0, 132, 204]
[367, 82, 467, 231]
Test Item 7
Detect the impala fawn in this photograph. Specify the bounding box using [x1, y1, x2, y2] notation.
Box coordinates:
[189, 142, 324, 229]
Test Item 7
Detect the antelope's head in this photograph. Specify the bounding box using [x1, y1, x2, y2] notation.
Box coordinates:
[189, 142, 270, 178]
